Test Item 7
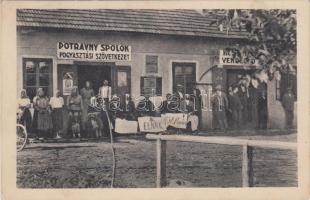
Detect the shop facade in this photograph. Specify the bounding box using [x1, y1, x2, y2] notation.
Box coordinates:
[16, 9, 296, 130]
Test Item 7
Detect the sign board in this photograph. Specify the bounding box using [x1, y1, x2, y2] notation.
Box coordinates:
[57, 42, 131, 61]
[161, 113, 188, 129]
[138, 117, 166, 132]
[219, 49, 257, 66]
[137, 114, 199, 133]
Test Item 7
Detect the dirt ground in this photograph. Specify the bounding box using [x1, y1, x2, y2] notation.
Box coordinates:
[17, 133, 297, 188]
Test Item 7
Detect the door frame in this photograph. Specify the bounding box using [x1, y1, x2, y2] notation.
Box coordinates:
[114, 65, 131, 95]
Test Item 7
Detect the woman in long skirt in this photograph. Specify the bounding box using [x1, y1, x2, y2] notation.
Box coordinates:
[80, 81, 94, 136]
[32, 88, 42, 137]
[17, 89, 32, 134]
[49, 89, 64, 138]
[34, 89, 53, 138]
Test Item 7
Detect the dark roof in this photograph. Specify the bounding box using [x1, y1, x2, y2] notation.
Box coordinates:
[17, 9, 249, 39]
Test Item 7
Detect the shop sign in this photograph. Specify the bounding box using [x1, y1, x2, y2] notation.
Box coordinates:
[57, 42, 131, 61]
[219, 49, 257, 66]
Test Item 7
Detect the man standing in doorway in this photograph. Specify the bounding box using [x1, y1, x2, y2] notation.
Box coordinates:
[282, 87, 295, 129]
[98, 80, 112, 107]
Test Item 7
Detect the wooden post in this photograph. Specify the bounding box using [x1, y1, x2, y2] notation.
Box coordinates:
[242, 145, 254, 187]
[156, 139, 167, 188]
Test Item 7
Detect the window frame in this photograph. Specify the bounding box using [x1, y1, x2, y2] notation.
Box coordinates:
[140, 76, 162, 96]
[172, 61, 197, 94]
[22, 57, 53, 101]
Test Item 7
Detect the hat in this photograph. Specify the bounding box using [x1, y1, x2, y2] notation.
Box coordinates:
[215, 85, 222, 91]
[177, 84, 183, 88]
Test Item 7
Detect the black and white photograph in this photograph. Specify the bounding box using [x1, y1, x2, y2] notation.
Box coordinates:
[14, 8, 300, 189]
[1, 2, 309, 199]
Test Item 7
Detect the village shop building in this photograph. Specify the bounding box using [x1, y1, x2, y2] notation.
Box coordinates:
[16, 9, 297, 130]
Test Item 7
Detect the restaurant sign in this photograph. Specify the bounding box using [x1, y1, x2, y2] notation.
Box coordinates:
[219, 49, 257, 66]
[57, 42, 131, 61]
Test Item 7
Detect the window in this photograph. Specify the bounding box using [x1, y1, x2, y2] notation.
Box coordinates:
[23, 58, 53, 101]
[145, 55, 158, 74]
[172, 62, 196, 94]
[140, 76, 162, 96]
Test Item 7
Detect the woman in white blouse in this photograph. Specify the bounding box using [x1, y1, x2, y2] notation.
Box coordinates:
[17, 89, 32, 133]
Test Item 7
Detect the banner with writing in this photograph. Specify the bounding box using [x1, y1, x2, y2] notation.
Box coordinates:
[161, 113, 188, 129]
[136, 114, 199, 133]
[138, 117, 166, 132]
[57, 42, 131, 61]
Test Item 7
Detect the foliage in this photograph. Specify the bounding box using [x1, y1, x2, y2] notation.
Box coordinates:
[206, 9, 297, 79]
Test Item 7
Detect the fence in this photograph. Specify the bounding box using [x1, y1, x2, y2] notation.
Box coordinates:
[146, 134, 297, 187]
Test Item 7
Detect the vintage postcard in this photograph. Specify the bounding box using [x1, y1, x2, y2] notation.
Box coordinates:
[1, 0, 309, 200]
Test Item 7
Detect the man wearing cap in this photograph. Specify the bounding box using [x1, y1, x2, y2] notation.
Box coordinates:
[211, 85, 228, 130]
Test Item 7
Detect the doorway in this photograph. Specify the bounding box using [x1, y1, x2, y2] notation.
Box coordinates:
[226, 69, 268, 129]
[77, 64, 111, 95]
[226, 69, 254, 91]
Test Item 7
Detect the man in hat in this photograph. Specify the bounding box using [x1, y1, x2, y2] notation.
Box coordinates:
[282, 87, 295, 129]
[211, 85, 228, 130]
[227, 85, 243, 129]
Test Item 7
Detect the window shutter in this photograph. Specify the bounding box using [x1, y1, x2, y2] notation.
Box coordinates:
[140, 77, 145, 95]
[156, 77, 162, 96]
[145, 55, 158, 74]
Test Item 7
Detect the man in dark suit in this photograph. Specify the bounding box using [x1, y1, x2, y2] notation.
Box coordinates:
[282, 88, 295, 129]
[258, 90, 268, 129]
[227, 85, 243, 129]
[212, 85, 228, 130]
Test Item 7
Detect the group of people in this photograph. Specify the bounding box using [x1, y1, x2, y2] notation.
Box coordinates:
[211, 76, 295, 130]
[17, 88, 64, 139]
[17, 76, 296, 138]
[17, 80, 203, 138]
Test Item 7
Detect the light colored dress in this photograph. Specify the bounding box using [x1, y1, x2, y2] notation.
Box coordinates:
[35, 96, 53, 131]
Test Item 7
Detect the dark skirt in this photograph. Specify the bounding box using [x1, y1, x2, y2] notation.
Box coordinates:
[32, 110, 38, 131]
[20, 108, 32, 133]
[52, 108, 63, 132]
[37, 110, 53, 131]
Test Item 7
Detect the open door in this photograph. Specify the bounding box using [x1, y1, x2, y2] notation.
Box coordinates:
[114, 65, 131, 98]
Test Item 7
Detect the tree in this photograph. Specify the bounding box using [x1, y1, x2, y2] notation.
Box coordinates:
[206, 9, 297, 82]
